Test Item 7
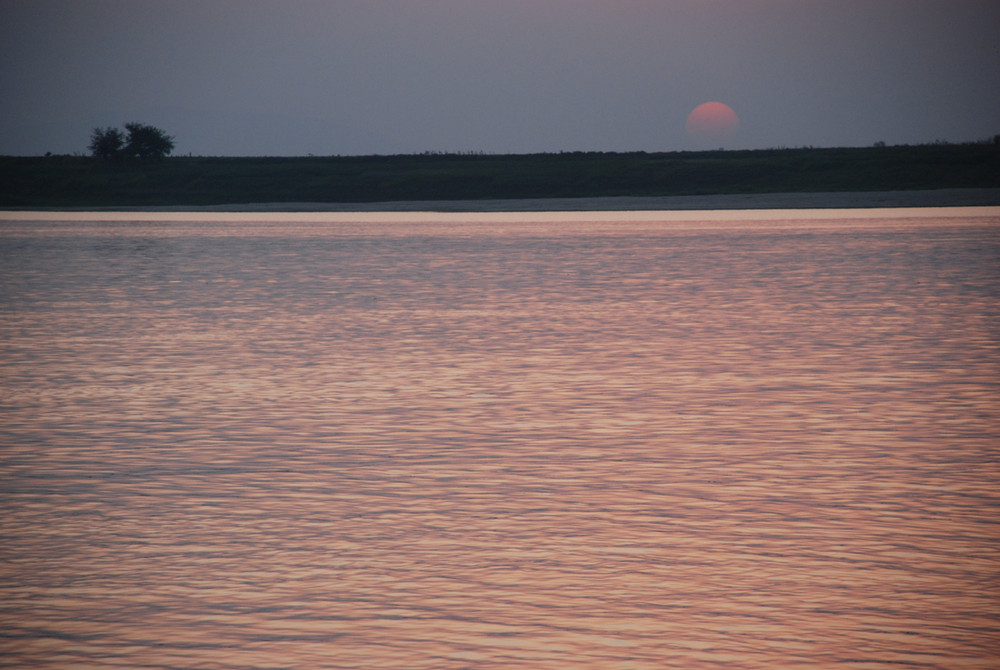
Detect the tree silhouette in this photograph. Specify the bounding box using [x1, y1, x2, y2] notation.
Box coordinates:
[123, 122, 174, 160]
[89, 123, 174, 161]
[89, 127, 124, 160]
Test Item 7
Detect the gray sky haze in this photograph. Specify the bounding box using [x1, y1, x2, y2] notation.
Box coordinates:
[2, 0, 998, 156]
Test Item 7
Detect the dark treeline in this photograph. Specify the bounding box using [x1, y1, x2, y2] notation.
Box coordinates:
[2, 142, 999, 208]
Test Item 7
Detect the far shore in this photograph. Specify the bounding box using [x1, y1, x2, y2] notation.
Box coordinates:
[29, 187, 998, 213]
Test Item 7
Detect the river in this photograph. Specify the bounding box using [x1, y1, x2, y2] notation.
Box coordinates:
[1, 208, 998, 668]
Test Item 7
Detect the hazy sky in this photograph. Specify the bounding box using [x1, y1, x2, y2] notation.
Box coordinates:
[2, 0, 998, 156]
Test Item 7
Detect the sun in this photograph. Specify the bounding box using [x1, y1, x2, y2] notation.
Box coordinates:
[686, 102, 740, 146]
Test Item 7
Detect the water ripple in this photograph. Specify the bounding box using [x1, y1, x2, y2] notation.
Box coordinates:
[2, 212, 999, 668]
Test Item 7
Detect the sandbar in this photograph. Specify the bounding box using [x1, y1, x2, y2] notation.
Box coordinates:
[5, 188, 998, 213]
[137, 188, 999, 212]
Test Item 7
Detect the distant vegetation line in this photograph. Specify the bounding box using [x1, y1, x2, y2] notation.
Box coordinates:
[2, 143, 999, 208]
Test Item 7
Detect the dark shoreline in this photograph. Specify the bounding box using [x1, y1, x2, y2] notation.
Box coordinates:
[4, 144, 999, 209]
[7, 187, 997, 213]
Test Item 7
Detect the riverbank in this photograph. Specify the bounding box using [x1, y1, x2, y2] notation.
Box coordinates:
[4, 144, 999, 209]
[10, 187, 995, 213]
[144, 187, 1000, 212]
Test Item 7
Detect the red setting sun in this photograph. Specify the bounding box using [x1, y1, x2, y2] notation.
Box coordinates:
[686, 101, 740, 145]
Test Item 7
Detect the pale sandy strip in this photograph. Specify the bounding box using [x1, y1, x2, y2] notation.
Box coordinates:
[1, 188, 998, 221]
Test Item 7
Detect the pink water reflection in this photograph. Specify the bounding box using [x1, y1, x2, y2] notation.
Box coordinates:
[1, 210, 998, 668]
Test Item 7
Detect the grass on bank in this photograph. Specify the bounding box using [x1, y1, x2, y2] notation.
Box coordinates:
[2, 142, 999, 208]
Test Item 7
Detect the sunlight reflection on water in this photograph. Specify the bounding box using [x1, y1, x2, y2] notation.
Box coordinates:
[2, 209, 999, 668]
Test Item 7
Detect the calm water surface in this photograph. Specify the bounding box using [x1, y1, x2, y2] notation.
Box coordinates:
[2, 209, 999, 669]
